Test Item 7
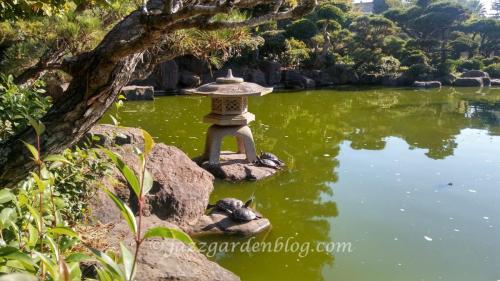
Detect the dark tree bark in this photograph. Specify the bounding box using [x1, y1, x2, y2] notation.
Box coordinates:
[0, 0, 317, 187]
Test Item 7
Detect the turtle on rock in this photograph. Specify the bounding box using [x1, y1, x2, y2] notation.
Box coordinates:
[207, 198, 252, 214]
[255, 151, 285, 169]
[229, 199, 261, 222]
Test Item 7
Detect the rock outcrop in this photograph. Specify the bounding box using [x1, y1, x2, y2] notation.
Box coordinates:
[106, 217, 240, 281]
[197, 152, 278, 181]
[87, 125, 214, 226]
[462, 70, 489, 78]
[283, 70, 315, 89]
[122, 86, 155, 100]
[491, 79, 500, 86]
[454, 77, 483, 87]
[413, 81, 442, 88]
[86, 125, 240, 281]
[189, 210, 271, 236]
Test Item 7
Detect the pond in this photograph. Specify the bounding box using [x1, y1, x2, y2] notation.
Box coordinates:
[107, 86, 500, 281]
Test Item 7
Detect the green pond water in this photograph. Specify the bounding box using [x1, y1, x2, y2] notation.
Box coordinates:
[107, 86, 500, 281]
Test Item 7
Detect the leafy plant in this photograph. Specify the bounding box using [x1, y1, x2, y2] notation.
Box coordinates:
[0, 75, 51, 141]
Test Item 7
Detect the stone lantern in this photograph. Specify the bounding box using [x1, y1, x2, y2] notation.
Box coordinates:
[186, 69, 273, 165]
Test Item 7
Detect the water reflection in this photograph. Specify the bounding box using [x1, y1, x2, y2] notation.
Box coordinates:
[111, 86, 500, 281]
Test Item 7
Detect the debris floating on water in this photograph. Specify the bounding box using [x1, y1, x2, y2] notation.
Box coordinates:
[468, 189, 477, 193]
[424, 236, 433, 241]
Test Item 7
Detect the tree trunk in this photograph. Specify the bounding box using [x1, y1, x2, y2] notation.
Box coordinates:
[0, 0, 317, 188]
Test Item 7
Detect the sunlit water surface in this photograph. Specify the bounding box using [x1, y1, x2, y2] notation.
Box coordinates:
[106, 87, 500, 281]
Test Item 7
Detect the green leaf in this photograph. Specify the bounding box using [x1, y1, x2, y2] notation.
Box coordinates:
[120, 243, 135, 281]
[103, 189, 137, 235]
[0, 189, 14, 204]
[43, 154, 72, 165]
[142, 169, 153, 195]
[45, 236, 60, 262]
[102, 149, 141, 198]
[58, 259, 70, 281]
[27, 224, 38, 248]
[26, 116, 45, 136]
[0, 208, 16, 228]
[30, 172, 45, 193]
[35, 251, 57, 279]
[0, 273, 37, 281]
[110, 115, 119, 126]
[48, 227, 79, 238]
[65, 253, 91, 263]
[22, 141, 39, 161]
[26, 205, 42, 231]
[68, 261, 82, 281]
[142, 129, 155, 156]
[88, 247, 125, 280]
[143, 227, 196, 248]
[0, 247, 37, 273]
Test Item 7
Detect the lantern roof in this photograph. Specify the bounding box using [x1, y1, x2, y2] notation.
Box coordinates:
[185, 69, 273, 97]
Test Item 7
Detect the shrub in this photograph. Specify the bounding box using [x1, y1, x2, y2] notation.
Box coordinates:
[401, 50, 429, 66]
[285, 19, 318, 41]
[0, 75, 51, 141]
[482, 56, 500, 66]
[435, 59, 457, 77]
[380, 56, 401, 74]
[260, 30, 287, 59]
[456, 58, 484, 72]
[483, 63, 500, 78]
[403, 63, 435, 80]
[281, 38, 311, 68]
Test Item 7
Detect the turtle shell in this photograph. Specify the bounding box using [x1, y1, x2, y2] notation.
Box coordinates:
[231, 207, 258, 222]
[258, 158, 279, 168]
[215, 198, 244, 213]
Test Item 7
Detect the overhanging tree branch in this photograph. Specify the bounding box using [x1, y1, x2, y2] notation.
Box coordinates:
[0, 0, 317, 188]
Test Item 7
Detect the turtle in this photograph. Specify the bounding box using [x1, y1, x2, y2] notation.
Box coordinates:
[207, 198, 252, 214]
[230, 207, 261, 222]
[259, 152, 285, 167]
[256, 157, 281, 169]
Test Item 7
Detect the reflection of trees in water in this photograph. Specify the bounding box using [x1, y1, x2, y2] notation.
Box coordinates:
[244, 88, 500, 278]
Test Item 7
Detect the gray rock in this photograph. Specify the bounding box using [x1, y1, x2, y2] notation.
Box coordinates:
[107, 217, 240, 281]
[259, 61, 282, 85]
[482, 77, 491, 87]
[189, 210, 271, 236]
[326, 64, 359, 84]
[87, 125, 215, 226]
[122, 86, 155, 100]
[359, 73, 382, 84]
[309, 70, 334, 86]
[491, 79, 500, 86]
[381, 74, 401, 86]
[283, 70, 315, 89]
[413, 81, 442, 88]
[153, 60, 179, 90]
[462, 70, 490, 78]
[179, 71, 201, 88]
[454, 77, 483, 87]
[198, 152, 278, 182]
[437, 73, 457, 85]
[247, 69, 267, 86]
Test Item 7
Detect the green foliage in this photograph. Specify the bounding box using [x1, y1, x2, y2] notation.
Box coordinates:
[316, 4, 346, 23]
[403, 63, 435, 80]
[456, 58, 484, 71]
[0, 75, 51, 141]
[483, 63, 500, 78]
[281, 38, 311, 68]
[285, 19, 318, 41]
[373, 0, 390, 14]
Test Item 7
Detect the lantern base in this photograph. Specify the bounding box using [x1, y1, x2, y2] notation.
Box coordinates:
[201, 124, 257, 165]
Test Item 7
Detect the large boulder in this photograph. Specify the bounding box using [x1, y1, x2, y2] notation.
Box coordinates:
[491, 79, 500, 86]
[153, 60, 179, 91]
[87, 125, 214, 226]
[259, 61, 282, 85]
[246, 69, 267, 86]
[283, 70, 315, 89]
[462, 70, 490, 78]
[122, 86, 155, 100]
[106, 217, 240, 281]
[454, 77, 483, 87]
[325, 64, 359, 84]
[179, 71, 201, 88]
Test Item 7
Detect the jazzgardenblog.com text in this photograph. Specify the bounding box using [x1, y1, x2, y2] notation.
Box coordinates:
[148, 236, 353, 258]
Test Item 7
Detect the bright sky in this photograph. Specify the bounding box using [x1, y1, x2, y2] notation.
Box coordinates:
[352, 0, 495, 15]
